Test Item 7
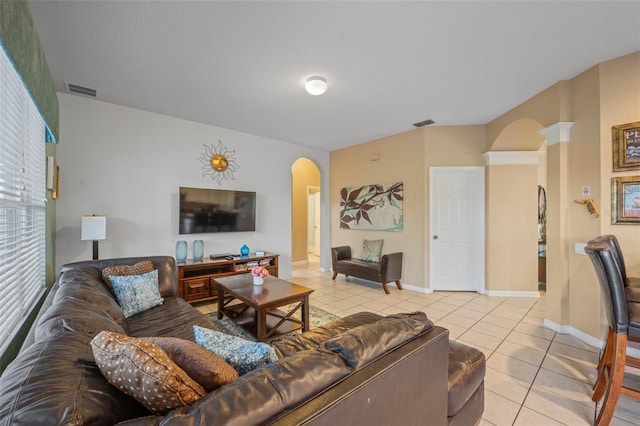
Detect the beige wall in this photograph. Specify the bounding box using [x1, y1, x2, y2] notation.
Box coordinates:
[291, 158, 320, 263]
[566, 65, 604, 337]
[331, 129, 426, 288]
[423, 126, 487, 286]
[486, 80, 571, 148]
[330, 52, 640, 343]
[485, 161, 539, 292]
[599, 52, 640, 280]
[330, 125, 486, 290]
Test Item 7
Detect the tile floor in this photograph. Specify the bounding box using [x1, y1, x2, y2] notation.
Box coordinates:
[200, 260, 640, 425]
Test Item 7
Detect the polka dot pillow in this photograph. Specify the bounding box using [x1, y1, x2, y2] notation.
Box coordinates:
[90, 331, 205, 414]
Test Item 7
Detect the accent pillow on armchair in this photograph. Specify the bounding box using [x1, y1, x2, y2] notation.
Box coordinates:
[360, 239, 383, 263]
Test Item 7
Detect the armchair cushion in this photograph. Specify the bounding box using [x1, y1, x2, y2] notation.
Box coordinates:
[361, 239, 383, 262]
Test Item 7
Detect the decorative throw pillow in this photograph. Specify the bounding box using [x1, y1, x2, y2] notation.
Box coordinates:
[109, 269, 164, 318]
[141, 336, 238, 391]
[90, 331, 206, 414]
[360, 239, 383, 263]
[193, 325, 279, 376]
[102, 260, 154, 294]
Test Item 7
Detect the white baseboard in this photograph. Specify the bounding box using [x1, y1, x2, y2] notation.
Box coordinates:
[543, 319, 640, 358]
[484, 290, 541, 298]
[401, 283, 433, 294]
[318, 266, 330, 273]
[543, 319, 604, 349]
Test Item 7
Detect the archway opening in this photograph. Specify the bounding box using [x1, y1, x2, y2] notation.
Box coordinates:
[291, 158, 321, 265]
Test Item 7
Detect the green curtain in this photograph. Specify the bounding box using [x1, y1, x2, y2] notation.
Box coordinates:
[0, 0, 59, 141]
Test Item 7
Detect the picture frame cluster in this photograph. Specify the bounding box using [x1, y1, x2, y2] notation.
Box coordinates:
[612, 121, 640, 224]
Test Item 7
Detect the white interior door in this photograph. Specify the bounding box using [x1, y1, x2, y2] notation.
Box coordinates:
[429, 167, 484, 291]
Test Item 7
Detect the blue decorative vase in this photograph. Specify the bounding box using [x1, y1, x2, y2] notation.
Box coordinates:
[240, 244, 250, 257]
[193, 240, 204, 261]
[176, 241, 188, 263]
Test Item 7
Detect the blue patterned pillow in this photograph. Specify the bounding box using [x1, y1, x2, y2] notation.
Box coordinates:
[193, 326, 278, 376]
[109, 270, 164, 318]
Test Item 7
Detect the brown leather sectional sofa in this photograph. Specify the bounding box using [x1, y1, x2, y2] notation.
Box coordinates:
[0, 256, 485, 425]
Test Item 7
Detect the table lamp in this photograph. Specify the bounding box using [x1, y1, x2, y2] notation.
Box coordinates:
[81, 215, 106, 260]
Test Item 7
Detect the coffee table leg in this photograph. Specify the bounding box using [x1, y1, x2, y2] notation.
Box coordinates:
[302, 295, 310, 332]
[217, 284, 224, 320]
[256, 308, 268, 342]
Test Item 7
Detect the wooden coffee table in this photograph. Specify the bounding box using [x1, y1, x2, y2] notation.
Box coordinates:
[215, 274, 314, 342]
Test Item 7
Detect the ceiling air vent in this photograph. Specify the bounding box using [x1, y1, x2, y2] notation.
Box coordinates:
[64, 81, 98, 97]
[413, 119, 435, 128]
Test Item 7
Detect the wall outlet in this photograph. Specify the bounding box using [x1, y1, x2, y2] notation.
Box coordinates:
[575, 243, 587, 255]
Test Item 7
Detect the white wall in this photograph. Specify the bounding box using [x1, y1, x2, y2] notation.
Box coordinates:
[55, 93, 330, 277]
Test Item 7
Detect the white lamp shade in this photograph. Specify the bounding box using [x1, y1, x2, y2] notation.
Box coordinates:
[81, 216, 106, 240]
[305, 76, 328, 96]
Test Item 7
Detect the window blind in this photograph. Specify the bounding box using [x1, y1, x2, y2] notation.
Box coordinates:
[0, 44, 46, 353]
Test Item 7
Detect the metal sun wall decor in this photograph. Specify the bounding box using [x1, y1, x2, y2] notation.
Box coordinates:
[197, 140, 239, 184]
[339, 182, 403, 231]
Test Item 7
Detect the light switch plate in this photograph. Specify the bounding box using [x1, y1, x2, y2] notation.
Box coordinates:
[581, 186, 591, 197]
[575, 243, 587, 255]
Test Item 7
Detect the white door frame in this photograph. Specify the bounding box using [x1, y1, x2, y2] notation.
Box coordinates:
[429, 166, 485, 293]
[307, 185, 321, 261]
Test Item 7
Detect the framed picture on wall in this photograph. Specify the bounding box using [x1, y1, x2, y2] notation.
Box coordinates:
[611, 176, 640, 224]
[612, 121, 640, 171]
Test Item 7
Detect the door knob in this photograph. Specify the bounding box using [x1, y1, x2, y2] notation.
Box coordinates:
[433, 235, 438, 240]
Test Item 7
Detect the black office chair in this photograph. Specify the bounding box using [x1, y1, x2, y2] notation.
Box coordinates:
[585, 240, 640, 425]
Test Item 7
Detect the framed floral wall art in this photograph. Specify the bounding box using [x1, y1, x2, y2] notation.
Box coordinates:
[339, 182, 403, 231]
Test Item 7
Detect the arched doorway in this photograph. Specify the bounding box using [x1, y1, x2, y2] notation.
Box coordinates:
[291, 158, 321, 265]
[485, 118, 546, 295]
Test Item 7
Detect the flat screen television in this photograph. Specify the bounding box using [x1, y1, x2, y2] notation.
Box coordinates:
[179, 187, 256, 234]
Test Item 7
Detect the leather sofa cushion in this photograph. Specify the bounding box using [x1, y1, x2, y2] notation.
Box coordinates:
[157, 348, 351, 425]
[0, 332, 149, 425]
[340, 258, 382, 273]
[60, 256, 179, 298]
[56, 266, 128, 323]
[35, 296, 126, 341]
[325, 312, 434, 369]
[35, 268, 128, 341]
[127, 296, 219, 340]
[448, 340, 486, 417]
[272, 312, 383, 358]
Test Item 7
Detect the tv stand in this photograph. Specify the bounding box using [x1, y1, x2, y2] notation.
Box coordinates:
[177, 253, 279, 304]
[209, 253, 235, 260]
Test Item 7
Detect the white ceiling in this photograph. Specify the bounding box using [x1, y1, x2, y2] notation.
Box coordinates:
[27, 1, 640, 151]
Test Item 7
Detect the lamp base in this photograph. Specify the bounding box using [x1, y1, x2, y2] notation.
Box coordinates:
[93, 240, 99, 260]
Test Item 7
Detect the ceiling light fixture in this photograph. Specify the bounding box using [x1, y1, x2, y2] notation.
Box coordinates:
[305, 76, 328, 96]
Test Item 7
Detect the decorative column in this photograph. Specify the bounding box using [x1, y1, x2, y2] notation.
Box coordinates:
[538, 122, 574, 329]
